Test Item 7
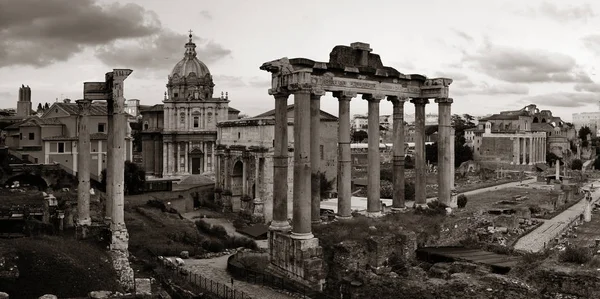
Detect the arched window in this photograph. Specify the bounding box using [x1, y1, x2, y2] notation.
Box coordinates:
[143, 121, 149, 130]
[193, 116, 199, 128]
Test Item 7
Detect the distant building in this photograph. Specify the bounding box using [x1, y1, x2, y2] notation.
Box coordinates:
[351, 114, 368, 131]
[16, 85, 32, 118]
[4, 102, 133, 180]
[215, 104, 338, 222]
[125, 99, 141, 119]
[139, 33, 240, 179]
[572, 111, 600, 136]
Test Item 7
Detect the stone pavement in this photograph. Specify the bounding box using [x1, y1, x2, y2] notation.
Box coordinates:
[321, 178, 537, 213]
[178, 255, 299, 299]
[513, 179, 600, 253]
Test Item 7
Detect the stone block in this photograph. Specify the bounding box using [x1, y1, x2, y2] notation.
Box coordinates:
[89, 291, 112, 299]
[514, 207, 531, 219]
[494, 215, 518, 229]
[135, 278, 152, 296]
[180, 251, 189, 259]
[38, 295, 57, 299]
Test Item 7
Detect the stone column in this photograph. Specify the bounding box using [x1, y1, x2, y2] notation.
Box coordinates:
[529, 137, 534, 165]
[411, 98, 429, 207]
[164, 107, 169, 131]
[334, 91, 355, 219]
[203, 143, 208, 173]
[270, 92, 291, 231]
[212, 143, 216, 172]
[389, 96, 406, 210]
[105, 97, 114, 221]
[513, 137, 519, 164]
[76, 99, 92, 226]
[291, 87, 313, 239]
[435, 98, 453, 206]
[364, 94, 384, 216]
[184, 143, 189, 173]
[108, 69, 133, 238]
[450, 127, 455, 189]
[521, 137, 527, 165]
[310, 89, 324, 224]
[242, 157, 248, 195]
[254, 155, 260, 198]
[162, 142, 167, 177]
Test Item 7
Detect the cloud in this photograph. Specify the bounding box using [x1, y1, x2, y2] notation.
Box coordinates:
[582, 35, 600, 56]
[574, 83, 600, 92]
[213, 75, 247, 88]
[0, 0, 161, 68]
[462, 41, 592, 84]
[521, 92, 600, 108]
[451, 29, 474, 43]
[199, 10, 213, 20]
[96, 30, 232, 71]
[434, 71, 468, 81]
[247, 77, 271, 88]
[453, 82, 529, 96]
[538, 2, 596, 23]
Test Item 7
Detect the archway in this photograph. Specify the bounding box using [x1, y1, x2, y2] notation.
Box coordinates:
[231, 161, 243, 196]
[252, 183, 256, 199]
[533, 117, 539, 123]
[541, 118, 547, 123]
[189, 147, 204, 174]
[4, 173, 48, 190]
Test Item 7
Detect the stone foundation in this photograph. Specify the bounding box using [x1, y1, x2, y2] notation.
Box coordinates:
[267, 231, 326, 291]
[251, 199, 265, 223]
[110, 228, 129, 251]
[109, 250, 134, 292]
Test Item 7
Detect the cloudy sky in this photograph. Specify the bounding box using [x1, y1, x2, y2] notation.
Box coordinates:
[1, 0, 600, 121]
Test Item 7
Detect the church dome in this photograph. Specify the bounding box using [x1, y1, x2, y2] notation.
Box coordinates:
[169, 33, 211, 79]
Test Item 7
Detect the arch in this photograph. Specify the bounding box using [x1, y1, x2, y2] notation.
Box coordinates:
[541, 118, 547, 123]
[231, 160, 243, 196]
[4, 173, 49, 190]
[533, 117, 539, 123]
[252, 183, 256, 199]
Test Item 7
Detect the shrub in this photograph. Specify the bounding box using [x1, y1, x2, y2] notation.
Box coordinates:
[572, 159, 583, 170]
[528, 204, 542, 215]
[415, 200, 447, 216]
[146, 199, 167, 212]
[559, 245, 592, 264]
[195, 220, 228, 239]
[202, 239, 225, 252]
[380, 180, 393, 199]
[457, 194, 467, 208]
[224, 236, 259, 250]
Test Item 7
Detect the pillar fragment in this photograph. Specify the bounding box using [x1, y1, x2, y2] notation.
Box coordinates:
[411, 98, 429, 207]
[364, 93, 385, 216]
[334, 91, 356, 219]
[76, 99, 92, 226]
[435, 98, 453, 206]
[291, 88, 313, 239]
[270, 92, 291, 232]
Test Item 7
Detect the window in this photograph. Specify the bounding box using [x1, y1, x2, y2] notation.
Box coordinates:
[320, 145, 324, 160]
[58, 142, 65, 153]
[28, 132, 34, 140]
[98, 123, 106, 133]
[180, 112, 185, 123]
[174, 92, 178, 98]
[19, 133, 22, 140]
[143, 122, 149, 130]
[193, 117, 199, 128]
[238, 132, 241, 139]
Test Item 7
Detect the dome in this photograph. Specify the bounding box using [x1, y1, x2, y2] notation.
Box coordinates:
[169, 33, 211, 78]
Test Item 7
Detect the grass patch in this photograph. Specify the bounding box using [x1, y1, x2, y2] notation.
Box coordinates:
[0, 235, 122, 298]
[559, 245, 592, 264]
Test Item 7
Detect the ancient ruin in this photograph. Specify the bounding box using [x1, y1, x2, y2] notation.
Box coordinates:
[260, 42, 454, 289]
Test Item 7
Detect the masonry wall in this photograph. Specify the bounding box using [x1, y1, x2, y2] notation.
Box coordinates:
[478, 136, 513, 164]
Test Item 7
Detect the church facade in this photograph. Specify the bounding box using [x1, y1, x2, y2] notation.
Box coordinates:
[140, 33, 239, 179]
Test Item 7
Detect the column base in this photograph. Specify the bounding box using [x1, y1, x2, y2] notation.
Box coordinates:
[251, 199, 265, 224]
[269, 220, 292, 232]
[391, 207, 408, 212]
[414, 203, 428, 209]
[291, 232, 314, 240]
[108, 248, 135, 291]
[366, 211, 383, 218]
[268, 231, 326, 292]
[335, 214, 353, 221]
[110, 227, 129, 252]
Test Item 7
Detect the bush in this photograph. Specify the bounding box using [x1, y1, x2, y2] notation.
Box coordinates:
[415, 200, 447, 216]
[224, 236, 259, 250]
[457, 194, 467, 208]
[380, 180, 393, 199]
[528, 204, 542, 215]
[195, 220, 228, 239]
[572, 159, 583, 170]
[146, 199, 167, 212]
[202, 239, 225, 252]
[559, 245, 592, 264]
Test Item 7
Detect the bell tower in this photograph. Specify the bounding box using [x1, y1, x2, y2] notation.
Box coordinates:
[16, 85, 32, 117]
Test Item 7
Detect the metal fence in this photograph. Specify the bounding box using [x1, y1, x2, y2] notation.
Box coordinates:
[158, 263, 253, 299]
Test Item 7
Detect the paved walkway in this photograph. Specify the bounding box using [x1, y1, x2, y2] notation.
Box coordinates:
[321, 178, 537, 213]
[173, 255, 298, 299]
[513, 179, 600, 253]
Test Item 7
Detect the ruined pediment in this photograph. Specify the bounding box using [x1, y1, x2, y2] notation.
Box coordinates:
[328, 45, 384, 69]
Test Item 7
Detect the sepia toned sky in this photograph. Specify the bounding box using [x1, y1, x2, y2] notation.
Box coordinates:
[1, 0, 600, 121]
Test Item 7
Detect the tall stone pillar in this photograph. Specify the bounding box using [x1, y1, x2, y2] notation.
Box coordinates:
[105, 97, 114, 221]
[108, 69, 133, 250]
[334, 91, 355, 219]
[242, 157, 248, 195]
[450, 127, 455, 189]
[76, 99, 92, 226]
[411, 98, 429, 207]
[310, 90, 324, 224]
[435, 98, 453, 206]
[292, 88, 313, 239]
[364, 94, 384, 216]
[521, 137, 527, 165]
[529, 137, 534, 165]
[513, 137, 520, 164]
[162, 142, 167, 177]
[389, 96, 406, 210]
[212, 143, 216, 172]
[270, 92, 291, 231]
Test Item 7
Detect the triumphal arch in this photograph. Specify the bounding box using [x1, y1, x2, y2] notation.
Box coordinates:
[260, 42, 453, 290]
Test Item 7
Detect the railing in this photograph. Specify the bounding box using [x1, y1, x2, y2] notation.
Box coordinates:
[227, 253, 339, 299]
[157, 261, 253, 299]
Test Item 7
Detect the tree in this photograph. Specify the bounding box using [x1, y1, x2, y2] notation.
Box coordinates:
[352, 130, 368, 143]
[425, 142, 438, 164]
[36, 103, 43, 111]
[455, 143, 473, 167]
[238, 114, 249, 119]
[594, 157, 600, 170]
[547, 152, 561, 166]
[579, 126, 592, 141]
[44, 103, 50, 109]
[571, 159, 583, 170]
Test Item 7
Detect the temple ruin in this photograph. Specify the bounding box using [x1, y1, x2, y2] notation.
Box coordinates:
[260, 42, 454, 289]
